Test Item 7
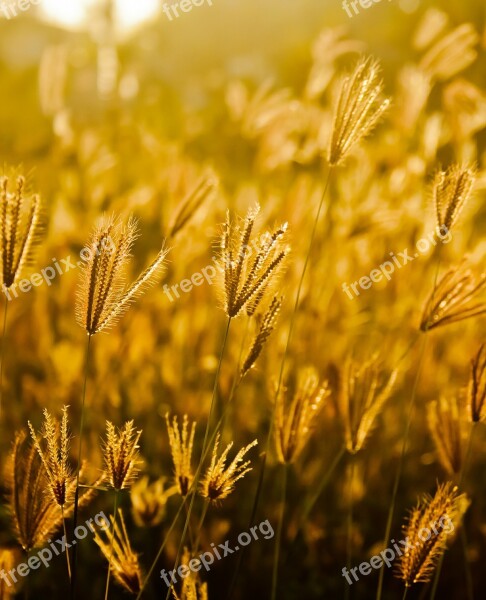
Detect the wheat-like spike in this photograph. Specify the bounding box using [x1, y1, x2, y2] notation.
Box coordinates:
[420, 259, 486, 331]
[328, 56, 390, 166]
[200, 434, 258, 503]
[432, 164, 476, 232]
[339, 356, 397, 454]
[395, 482, 469, 587]
[0, 174, 43, 289]
[217, 205, 289, 318]
[76, 214, 167, 335]
[168, 173, 218, 240]
[427, 397, 466, 475]
[5, 431, 97, 551]
[94, 509, 143, 595]
[468, 343, 486, 423]
[28, 405, 74, 507]
[241, 296, 282, 378]
[165, 413, 196, 497]
[102, 420, 142, 491]
[275, 367, 329, 464]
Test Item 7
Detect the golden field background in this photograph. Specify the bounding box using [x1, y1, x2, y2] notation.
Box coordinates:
[0, 0, 486, 599]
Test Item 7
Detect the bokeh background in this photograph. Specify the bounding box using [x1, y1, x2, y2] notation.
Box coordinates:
[0, 0, 486, 598]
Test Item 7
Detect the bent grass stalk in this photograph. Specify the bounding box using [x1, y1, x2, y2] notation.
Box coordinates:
[70, 334, 92, 600]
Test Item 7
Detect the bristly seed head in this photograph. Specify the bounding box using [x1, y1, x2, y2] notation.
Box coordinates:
[275, 367, 329, 464]
[165, 413, 196, 497]
[395, 482, 468, 588]
[218, 204, 289, 318]
[432, 164, 476, 232]
[76, 214, 168, 335]
[0, 173, 43, 290]
[200, 434, 257, 503]
[28, 405, 73, 507]
[241, 295, 282, 379]
[339, 355, 397, 454]
[420, 258, 486, 332]
[103, 420, 142, 491]
[328, 56, 390, 166]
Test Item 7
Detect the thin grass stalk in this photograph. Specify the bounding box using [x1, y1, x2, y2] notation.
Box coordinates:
[300, 445, 346, 526]
[402, 587, 409, 600]
[70, 333, 92, 600]
[193, 500, 210, 555]
[429, 423, 476, 600]
[61, 506, 72, 580]
[136, 318, 231, 600]
[376, 246, 443, 600]
[376, 332, 429, 600]
[220, 316, 250, 435]
[104, 490, 119, 600]
[135, 349, 244, 600]
[270, 463, 288, 600]
[24, 550, 30, 600]
[229, 169, 333, 600]
[163, 317, 232, 600]
[344, 457, 355, 600]
[0, 294, 8, 418]
[283, 446, 347, 569]
[135, 495, 188, 600]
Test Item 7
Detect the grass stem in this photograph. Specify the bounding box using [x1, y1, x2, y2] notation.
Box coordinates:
[104, 490, 119, 600]
[271, 463, 288, 600]
[70, 333, 92, 600]
[0, 294, 8, 419]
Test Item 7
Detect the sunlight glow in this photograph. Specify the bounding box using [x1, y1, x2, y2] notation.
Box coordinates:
[40, 0, 160, 32]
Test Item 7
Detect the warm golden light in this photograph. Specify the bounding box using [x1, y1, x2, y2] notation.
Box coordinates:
[40, 0, 160, 31]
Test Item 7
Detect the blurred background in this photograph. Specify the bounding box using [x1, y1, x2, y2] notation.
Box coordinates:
[0, 0, 486, 599]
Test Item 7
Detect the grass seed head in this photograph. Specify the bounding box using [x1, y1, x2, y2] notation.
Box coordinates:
[103, 420, 142, 491]
[166, 413, 196, 497]
[328, 56, 390, 166]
